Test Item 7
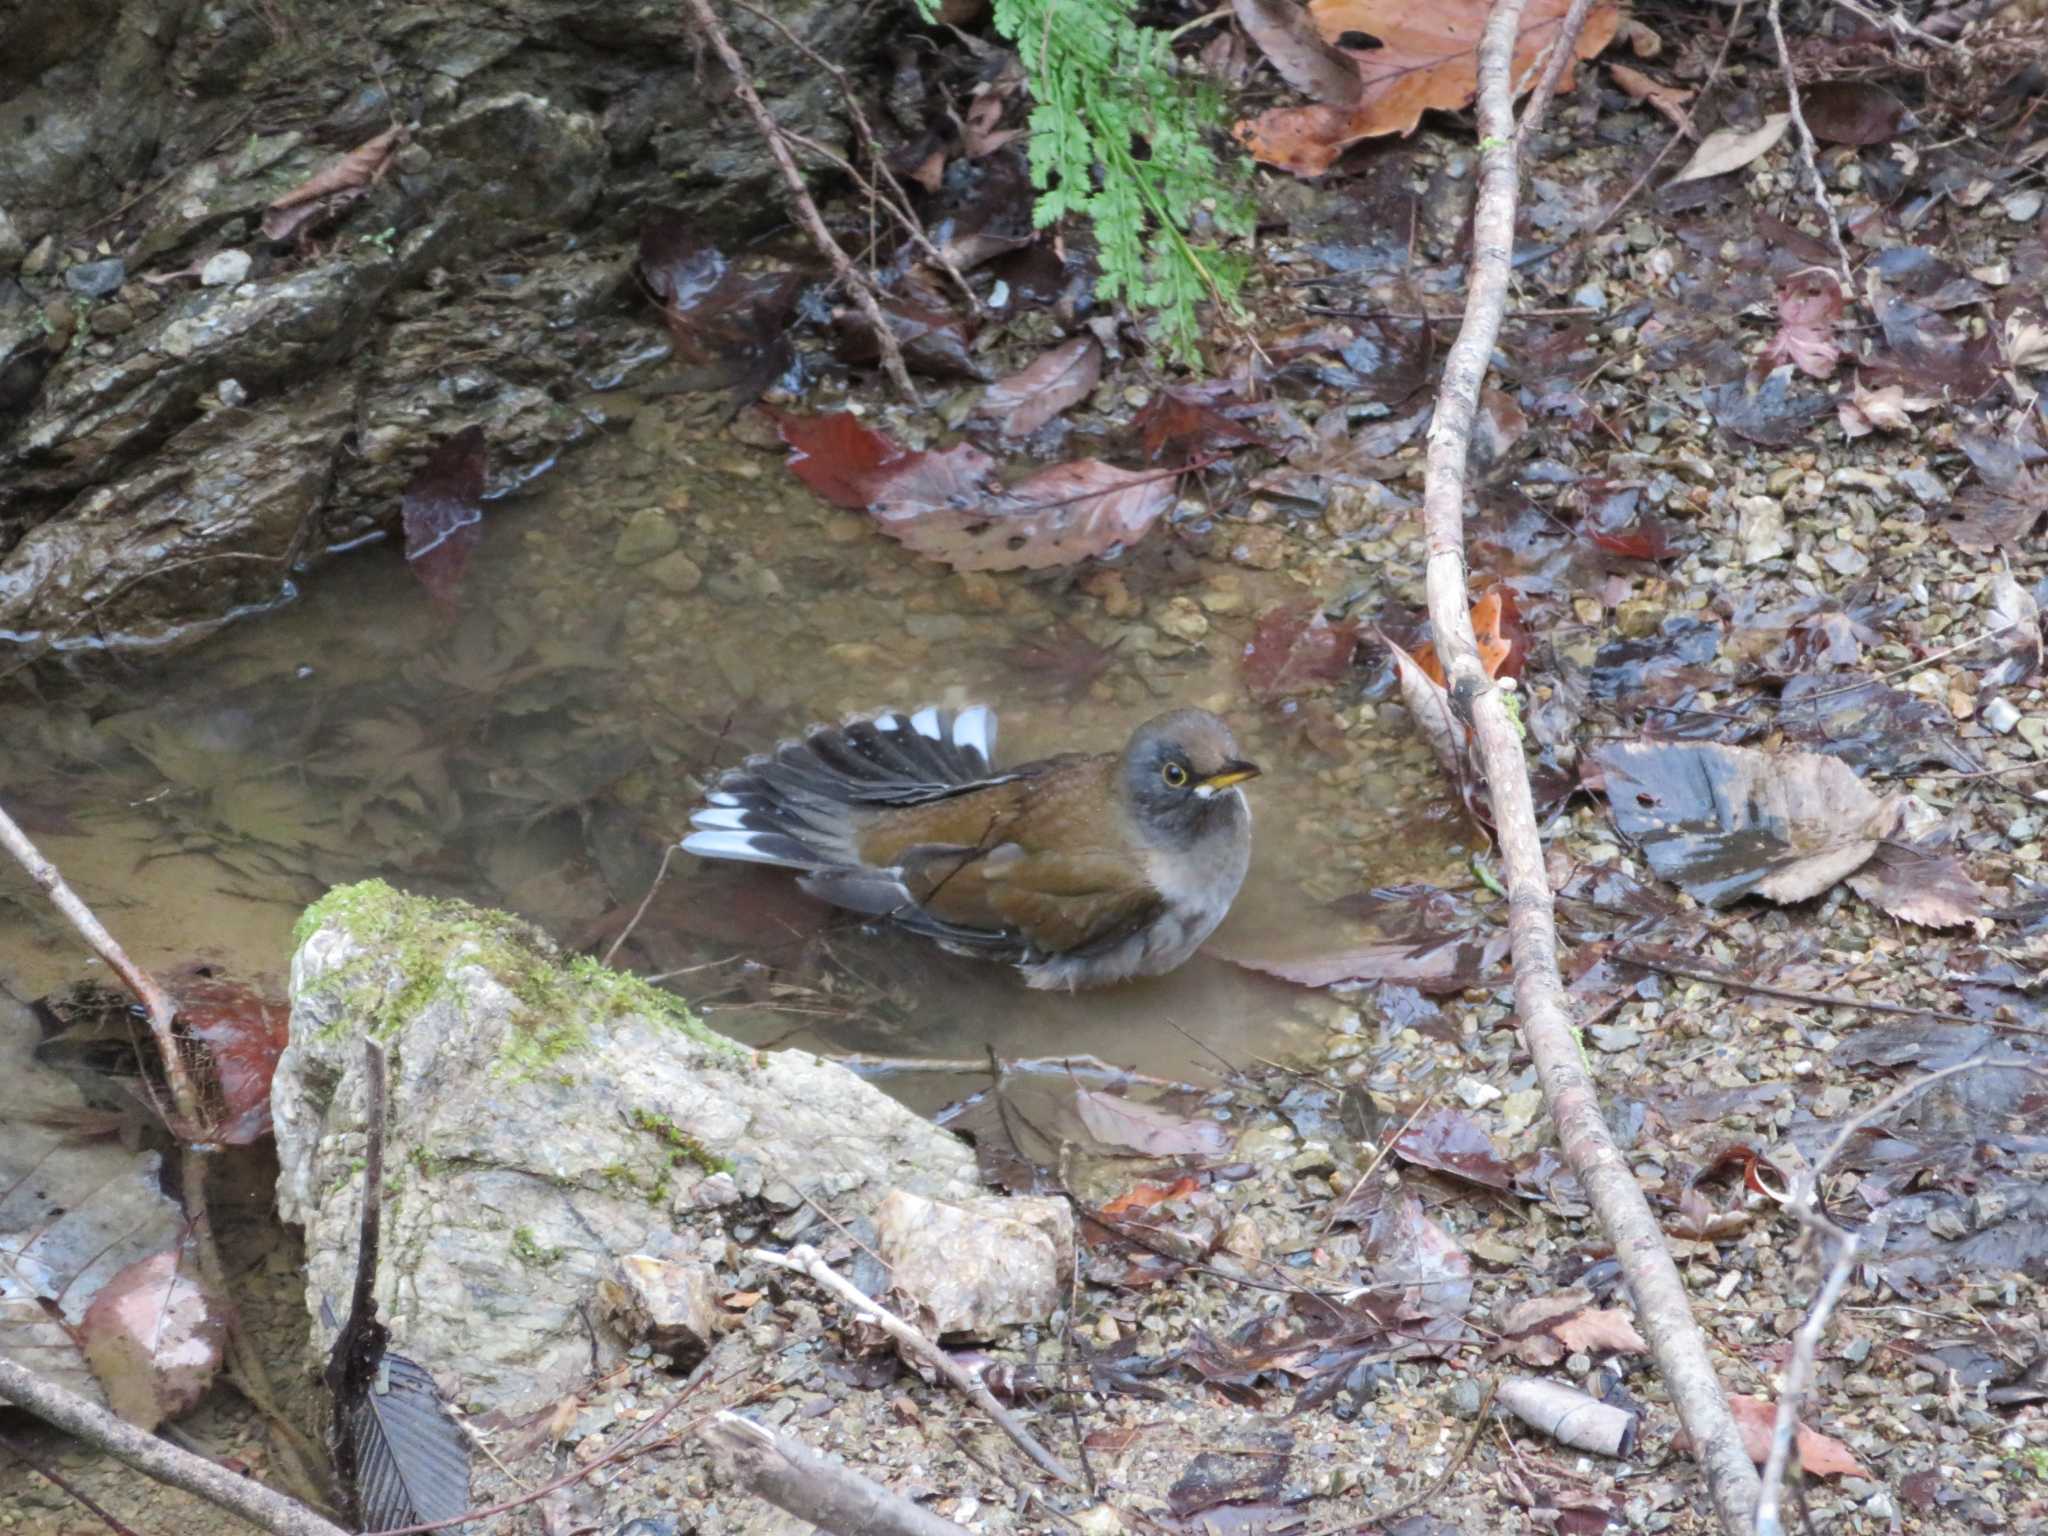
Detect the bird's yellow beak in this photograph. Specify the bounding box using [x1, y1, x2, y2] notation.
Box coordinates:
[1199, 760, 1262, 792]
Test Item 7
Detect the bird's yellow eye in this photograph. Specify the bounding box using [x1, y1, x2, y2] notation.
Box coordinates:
[1162, 761, 1189, 788]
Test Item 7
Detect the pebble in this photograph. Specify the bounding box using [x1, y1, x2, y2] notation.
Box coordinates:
[1156, 596, 1209, 644]
[64, 257, 125, 298]
[201, 248, 252, 286]
[20, 234, 55, 275]
[1983, 696, 2021, 734]
[645, 550, 703, 594]
[88, 302, 133, 336]
[1895, 465, 1947, 504]
[1452, 1075, 1501, 1108]
[1227, 525, 1287, 570]
[613, 507, 680, 565]
[1737, 496, 1788, 564]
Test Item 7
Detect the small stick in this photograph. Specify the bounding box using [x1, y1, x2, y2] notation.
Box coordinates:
[701, 1412, 971, 1536]
[1767, 0, 1855, 287]
[603, 845, 676, 967]
[1512, 0, 1600, 154]
[750, 1243, 1081, 1488]
[0, 1359, 349, 1536]
[1616, 948, 2048, 1038]
[679, 0, 920, 401]
[1584, 1, 1746, 239]
[727, 0, 981, 316]
[829, 1051, 1205, 1091]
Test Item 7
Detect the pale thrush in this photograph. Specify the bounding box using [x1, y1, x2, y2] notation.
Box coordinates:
[680, 706, 1260, 988]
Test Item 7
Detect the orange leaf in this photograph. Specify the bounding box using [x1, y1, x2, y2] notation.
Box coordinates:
[1100, 1175, 1201, 1217]
[1725, 1394, 1870, 1479]
[1408, 587, 1522, 687]
[1237, 0, 1621, 175]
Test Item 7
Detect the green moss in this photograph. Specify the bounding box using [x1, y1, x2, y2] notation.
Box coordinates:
[630, 1107, 734, 1176]
[509, 1226, 565, 1267]
[293, 879, 746, 1078]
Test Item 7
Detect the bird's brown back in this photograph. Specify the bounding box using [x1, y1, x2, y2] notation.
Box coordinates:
[852, 752, 1163, 954]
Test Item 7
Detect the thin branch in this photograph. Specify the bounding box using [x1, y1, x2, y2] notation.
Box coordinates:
[1513, 0, 1600, 153]
[1414, 3, 1761, 1532]
[0, 1430, 145, 1536]
[750, 1243, 1081, 1488]
[702, 1412, 972, 1536]
[0, 1358, 349, 1536]
[1766, 0, 1855, 287]
[680, 0, 920, 400]
[603, 844, 676, 968]
[727, 0, 982, 316]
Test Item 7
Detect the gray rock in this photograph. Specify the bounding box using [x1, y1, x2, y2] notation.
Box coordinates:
[614, 507, 680, 565]
[0, 204, 21, 268]
[0, 374, 354, 644]
[1896, 466, 1947, 505]
[87, 301, 133, 336]
[408, 94, 607, 268]
[64, 257, 125, 298]
[646, 549, 704, 594]
[874, 1190, 1073, 1338]
[273, 881, 977, 1415]
[200, 249, 251, 287]
[598, 1255, 727, 1365]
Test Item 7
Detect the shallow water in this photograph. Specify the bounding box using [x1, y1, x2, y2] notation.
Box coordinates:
[0, 387, 1471, 1100]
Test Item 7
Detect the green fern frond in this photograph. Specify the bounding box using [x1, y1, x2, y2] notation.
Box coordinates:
[914, 0, 1251, 365]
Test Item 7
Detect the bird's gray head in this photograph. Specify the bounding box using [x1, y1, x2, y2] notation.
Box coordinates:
[1120, 708, 1261, 845]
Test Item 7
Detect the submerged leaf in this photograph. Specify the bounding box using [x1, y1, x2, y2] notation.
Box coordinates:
[79, 1249, 227, 1430]
[401, 427, 489, 613]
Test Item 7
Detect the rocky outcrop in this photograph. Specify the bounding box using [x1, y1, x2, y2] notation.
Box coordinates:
[272, 881, 979, 1415]
[1, 0, 880, 649]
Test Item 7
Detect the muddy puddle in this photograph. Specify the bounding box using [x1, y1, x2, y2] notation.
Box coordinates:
[0, 388, 1472, 1103]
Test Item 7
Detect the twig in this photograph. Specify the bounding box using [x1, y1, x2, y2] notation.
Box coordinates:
[602, 845, 676, 967]
[1616, 947, 2048, 1038]
[1513, 0, 1600, 153]
[1753, 1056, 2040, 1534]
[680, 0, 920, 401]
[1414, 4, 1761, 1533]
[702, 1412, 971, 1536]
[0, 1359, 347, 1536]
[0, 801, 324, 1497]
[0, 1431, 145, 1536]
[1766, 0, 1855, 288]
[750, 1243, 1082, 1488]
[830, 1051, 1205, 1091]
[727, 0, 981, 316]
[1775, 616, 2024, 705]
[1302, 1376, 1500, 1536]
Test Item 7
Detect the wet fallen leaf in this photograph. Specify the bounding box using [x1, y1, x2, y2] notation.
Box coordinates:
[1725, 1394, 1869, 1478]
[1101, 1175, 1203, 1217]
[1592, 741, 1899, 907]
[638, 220, 800, 387]
[1801, 81, 1908, 146]
[1762, 269, 1844, 380]
[1671, 112, 1790, 184]
[834, 295, 983, 380]
[1241, 604, 1361, 698]
[1135, 388, 1275, 463]
[262, 127, 401, 243]
[1075, 1091, 1234, 1158]
[1870, 286, 2001, 401]
[1703, 365, 1828, 446]
[976, 336, 1102, 436]
[169, 967, 291, 1144]
[1231, 0, 1361, 107]
[1211, 884, 1509, 992]
[401, 426, 488, 614]
[78, 1248, 227, 1430]
[1498, 1288, 1648, 1365]
[1943, 425, 2048, 551]
[1393, 1107, 1516, 1191]
[1237, 0, 1620, 175]
[873, 459, 1180, 572]
[1846, 839, 1986, 929]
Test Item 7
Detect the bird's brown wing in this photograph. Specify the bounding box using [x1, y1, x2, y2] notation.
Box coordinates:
[854, 753, 1160, 956]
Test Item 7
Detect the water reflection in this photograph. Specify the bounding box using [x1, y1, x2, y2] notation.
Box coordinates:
[0, 390, 1468, 1090]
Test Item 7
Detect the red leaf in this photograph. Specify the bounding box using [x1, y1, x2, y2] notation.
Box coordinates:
[1241, 604, 1361, 698]
[1135, 388, 1274, 463]
[401, 426, 488, 613]
[976, 337, 1102, 436]
[768, 410, 926, 508]
[169, 969, 291, 1144]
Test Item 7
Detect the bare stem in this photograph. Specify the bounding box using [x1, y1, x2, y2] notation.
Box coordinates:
[680, 0, 921, 401]
[1412, 3, 1761, 1531]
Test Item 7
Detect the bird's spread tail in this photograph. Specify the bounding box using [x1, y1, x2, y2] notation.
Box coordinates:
[679, 707, 997, 882]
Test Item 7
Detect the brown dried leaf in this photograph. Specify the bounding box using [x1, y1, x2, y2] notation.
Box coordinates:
[874, 460, 1178, 572]
[261, 127, 401, 240]
[1608, 63, 1695, 134]
[1236, 0, 1620, 175]
[1846, 839, 1986, 928]
[1725, 1394, 1869, 1478]
[1231, 0, 1362, 106]
[976, 337, 1102, 436]
[1075, 1091, 1234, 1157]
[1762, 269, 1844, 380]
[1837, 378, 1935, 438]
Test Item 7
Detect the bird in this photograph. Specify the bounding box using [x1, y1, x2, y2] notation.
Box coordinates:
[679, 705, 1260, 989]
